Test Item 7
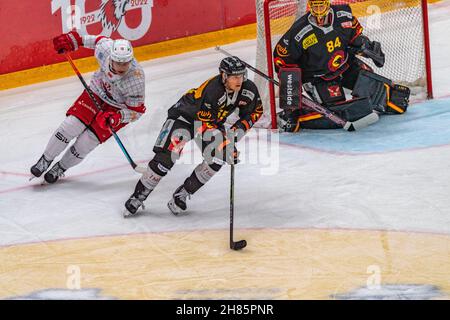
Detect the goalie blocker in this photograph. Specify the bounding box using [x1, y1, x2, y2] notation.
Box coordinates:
[279, 67, 302, 111]
[277, 68, 410, 132]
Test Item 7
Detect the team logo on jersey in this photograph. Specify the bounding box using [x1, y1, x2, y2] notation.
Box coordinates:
[302, 33, 318, 50]
[274, 57, 286, 69]
[218, 94, 227, 106]
[197, 110, 212, 121]
[102, 81, 112, 93]
[51, 0, 154, 41]
[251, 104, 264, 122]
[276, 44, 289, 57]
[327, 85, 342, 97]
[133, 70, 143, 78]
[241, 89, 255, 101]
[328, 50, 345, 72]
[295, 25, 313, 42]
[336, 11, 353, 19]
[341, 21, 352, 29]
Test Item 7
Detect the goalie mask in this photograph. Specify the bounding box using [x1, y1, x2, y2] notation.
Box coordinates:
[308, 0, 331, 19]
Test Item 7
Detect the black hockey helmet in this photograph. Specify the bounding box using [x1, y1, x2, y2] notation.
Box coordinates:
[219, 56, 247, 81]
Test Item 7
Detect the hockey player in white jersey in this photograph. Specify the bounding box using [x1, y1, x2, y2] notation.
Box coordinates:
[30, 31, 146, 183]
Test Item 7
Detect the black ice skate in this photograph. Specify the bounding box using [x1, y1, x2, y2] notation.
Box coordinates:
[44, 162, 66, 184]
[30, 155, 52, 178]
[167, 185, 191, 215]
[124, 181, 151, 217]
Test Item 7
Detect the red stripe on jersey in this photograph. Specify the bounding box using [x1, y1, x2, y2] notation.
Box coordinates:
[95, 36, 107, 45]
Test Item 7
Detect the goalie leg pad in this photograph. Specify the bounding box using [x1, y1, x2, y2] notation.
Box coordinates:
[352, 70, 410, 114]
[385, 84, 410, 114]
[352, 70, 390, 112]
[277, 97, 373, 131]
[329, 97, 374, 122]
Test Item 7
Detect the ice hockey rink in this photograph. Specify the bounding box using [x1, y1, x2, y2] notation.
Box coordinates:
[1, 1, 449, 300]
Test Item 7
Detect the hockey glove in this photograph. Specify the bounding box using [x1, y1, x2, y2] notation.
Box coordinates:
[214, 136, 239, 165]
[349, 35, 385, 68]
[363, 40, 385, 68]
[97, 111, 122, 131]
[53, 31, 83, 54]
[223, 144, 240, 165]
[228, 146, 240, 165]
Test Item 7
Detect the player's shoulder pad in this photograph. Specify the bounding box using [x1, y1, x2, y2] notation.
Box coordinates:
[205, 74, 224, 92]
[96, 36, 110, 45]
[202, 75, 226, 100]
[292, 14, 314, 43]
[241, 80, 259, 100]
[125, 61, 145, 80]
[333, 4, 353, 20]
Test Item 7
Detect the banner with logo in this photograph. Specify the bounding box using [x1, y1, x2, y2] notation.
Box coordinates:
[0, 0, 256, 75]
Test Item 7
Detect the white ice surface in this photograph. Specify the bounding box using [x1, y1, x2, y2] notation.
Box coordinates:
[1, 1, 450, 247]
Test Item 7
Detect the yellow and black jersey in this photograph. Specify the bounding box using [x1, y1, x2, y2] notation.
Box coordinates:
[168, 75, 263, 132]
[273, 4, 364, 82]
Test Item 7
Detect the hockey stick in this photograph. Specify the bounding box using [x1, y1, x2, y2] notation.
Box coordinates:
[230, 161, 247, 251]
[215, 46, 379, 131]
[64, 53, 146, 174]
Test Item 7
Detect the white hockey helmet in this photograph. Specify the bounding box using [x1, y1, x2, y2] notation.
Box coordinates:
[111, 39, 133, 63]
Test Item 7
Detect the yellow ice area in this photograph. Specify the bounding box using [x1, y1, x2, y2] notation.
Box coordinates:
[1, 228, 448, 299]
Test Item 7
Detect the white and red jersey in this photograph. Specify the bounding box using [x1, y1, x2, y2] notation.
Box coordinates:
[82, 35, 146, 123]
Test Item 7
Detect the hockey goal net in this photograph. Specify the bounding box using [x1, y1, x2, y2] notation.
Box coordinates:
[254, 0, 433, 128]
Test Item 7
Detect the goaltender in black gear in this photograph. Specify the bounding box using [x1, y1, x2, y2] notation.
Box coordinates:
[124, 56, 263, 216]
[273, 0, 410, 132]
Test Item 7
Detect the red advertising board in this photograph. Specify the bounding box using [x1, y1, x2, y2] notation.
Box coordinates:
[0, 0, 256, 75]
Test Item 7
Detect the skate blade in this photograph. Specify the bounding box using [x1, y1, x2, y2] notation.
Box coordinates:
[29, 175, 49, 186]
[167, 199, 182, 216]
[123, 209, 136, 218]
[123, 203, 145, 218]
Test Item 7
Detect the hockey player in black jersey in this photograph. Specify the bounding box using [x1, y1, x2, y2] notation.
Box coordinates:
[273, 0, 410, 132]
[124, 57, 263, 216]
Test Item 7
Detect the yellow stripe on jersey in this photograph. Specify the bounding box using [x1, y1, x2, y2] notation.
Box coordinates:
[193, 77, 216, 99]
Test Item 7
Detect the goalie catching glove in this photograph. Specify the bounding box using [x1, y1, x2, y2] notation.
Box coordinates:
[349, 35, 385, 68]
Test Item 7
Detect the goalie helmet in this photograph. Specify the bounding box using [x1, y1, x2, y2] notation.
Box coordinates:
[308, 0, 331, 18]
[219, 56, 247, 81]
[111, 39, 134, 63]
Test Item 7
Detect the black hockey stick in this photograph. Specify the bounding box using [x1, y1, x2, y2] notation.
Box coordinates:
[64, 52, 146, 174]
[215, 46, 379, 131]
[230, 161, 247, 251]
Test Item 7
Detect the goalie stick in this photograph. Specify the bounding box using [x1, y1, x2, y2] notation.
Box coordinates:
[215, 46, 379, 131]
